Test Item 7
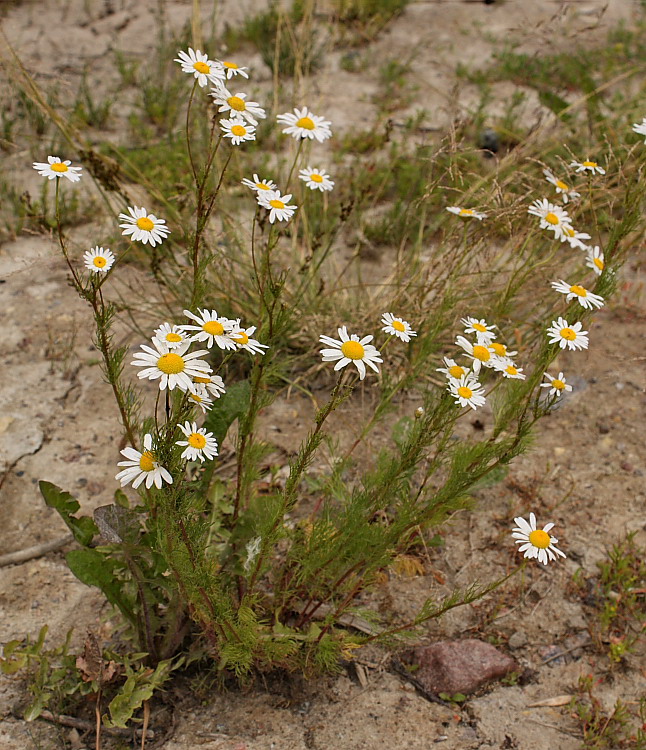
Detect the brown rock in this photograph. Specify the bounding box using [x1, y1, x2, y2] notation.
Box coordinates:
[407, 639, 519, 695]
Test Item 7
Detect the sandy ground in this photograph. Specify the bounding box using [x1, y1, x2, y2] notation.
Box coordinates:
[1, 0, 645, 748]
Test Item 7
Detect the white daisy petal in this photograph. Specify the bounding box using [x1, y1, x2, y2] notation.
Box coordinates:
[276, 106, 332, 143]
[83, 246, 115, 274]
[119, 206, 171, 247]
[33, 155, 82, 182]
[115, 433, 173, 490]
[381, 312, 417, 342]
[299, 166, 335, 192]
[176, 421, 219, 462]
[511, 512, 566, 566]
[546, 317, 589, 351]
[319, 328, 382, 379]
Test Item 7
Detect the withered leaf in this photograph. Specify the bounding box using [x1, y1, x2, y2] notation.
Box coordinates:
[94, 504, 140, 544]
[76, 630, 119, 684]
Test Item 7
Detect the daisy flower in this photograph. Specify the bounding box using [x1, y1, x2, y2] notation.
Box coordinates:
[527, 198, 572, 240]
[632, 117, 646, 143]
[153, 322, 192, 350]
[540, 371, 572, 397]
[229, 323, 269, 355]
[490, 342, 517, 358]
[543, 170, 580, 203]
[115, 434, 173, 490]
[381, 313, 417, 342]
[174, 48, 225, 87]
[437, 357, 469, 382]
[445, 206, 486, 220]
[210, 84, 266, 125]
[570, 160, 605, 175]
[461, 317, 496, 344]
[131, 339, 211, 391]
[241, 174, 277, 193]
[546, 317, 589, 351]
[176, 421, 219, 462]
[512, 512, 566, 566]
[299, 167, 334, 192]
[560, 226, 591, 250]
[551, 280, 604, 310]
[455, 335, 497, 374]
[276, 106, 332, 143]
[585, 246, 605, 276]
[119, 206, 170, 247]
[83, 246, 115, 274]
[319, 326, 382, 380]
[219, 60, 249, 79]
[181, 309, 237, 350]
[33, 156, 82, 183]
[491, 358, 526, 380]
[192, 373, 226, 399]
[256, 190, 298, 224]
[188, 389, 214, 414]
[220, 117, 256, 145]
[448, 374, 486, 410]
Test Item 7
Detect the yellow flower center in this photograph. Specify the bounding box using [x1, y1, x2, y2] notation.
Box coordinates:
[472, 322, 487, 332]
[310, 173, 324, 183]
[528, 529, 551, 549]
[165, 332, 182, 342]
[269, 199, 285, 209]
[296, 116, 315, 130]
[139, 451, 155, 472]
[188, 432, 207, 449]
[231, 124, 247, 137]
[51, 162, 69, 173]
[157, 352, 185, 374]
[233, 331, 249, 345]
[203, 320, 224, 336]
[491, 343, 507, 356]
[189, 392, 203, 403]
[457, 386, 473, 399]
[340, 340, 365, 360]
[93, 256, 107, 268]
[472, 345, 490, 362]
[449, 365, 465, 378]
[564, 227, 575, 237]
[257, 182, 271, 190]
[560, 327, 576, 341]
[556, 179, 569, 190]
[593, 257, 604, 270]
[505, 365, 518, 376]
[392, 320, 406, 332]
[583, 161, 597, 168]
[459, 209, 474, 216]
[227, 95, 246, 112]
[552, 379, 566, 391]
[193, 61, 210, 74]
[193, 376, 211, 384]
[223, 61, 238, 69]
[136, 216, 155, 231]
[569, 285, 587, 297]
[545, 212, 560, 225]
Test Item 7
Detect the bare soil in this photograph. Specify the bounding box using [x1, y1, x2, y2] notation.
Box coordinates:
[1, 1, 644, 748]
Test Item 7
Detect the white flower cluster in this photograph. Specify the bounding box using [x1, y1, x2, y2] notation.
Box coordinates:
[318, 313, 418, 380]
[115, 308, 268, 490]
[526, 158, 614, 274]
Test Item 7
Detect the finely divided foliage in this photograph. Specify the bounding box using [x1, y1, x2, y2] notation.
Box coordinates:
[24, 32, 645, 711]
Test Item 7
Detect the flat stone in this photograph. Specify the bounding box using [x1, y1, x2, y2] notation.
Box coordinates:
[407, 639, 519, 695]
[508, 630, 528, 650]
[0, 415, 43, 473]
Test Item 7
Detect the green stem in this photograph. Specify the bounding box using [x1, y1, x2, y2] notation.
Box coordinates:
[285, 139, 304, 190]
[54, 181, 138, 448]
